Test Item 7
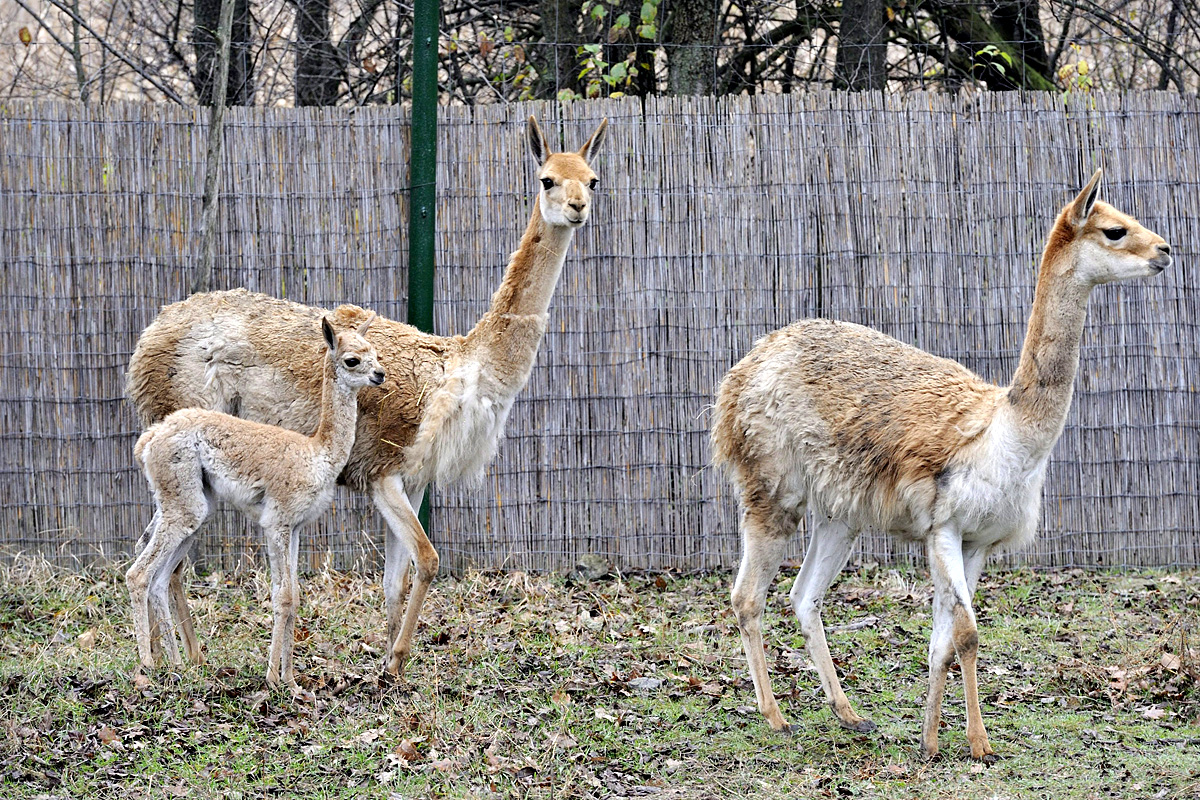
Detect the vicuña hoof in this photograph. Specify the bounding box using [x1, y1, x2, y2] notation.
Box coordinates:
[839, 717, 877, 734]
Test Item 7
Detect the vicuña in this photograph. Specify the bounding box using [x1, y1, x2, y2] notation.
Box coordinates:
[127, 116, 607, 676]
[711, 170, 1171, 759]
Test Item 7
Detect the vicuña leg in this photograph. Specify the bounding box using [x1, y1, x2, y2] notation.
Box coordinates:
[373, 475, 439, 677]
[127, 518, 197, 670]
[789, 516, 872, 732]
[264, 522, 300, 688]
[731, 500, 798, 732]
[279, 526, 302, 687]
[923, 529, 994, 761]
[168, 560, 203, 664]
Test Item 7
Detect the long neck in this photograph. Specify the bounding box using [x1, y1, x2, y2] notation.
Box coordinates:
[312, 355, 359, 462]
[462, 199, 575, 390]
[482, 200, 576, 319]
[1006, 240, 1093, 452]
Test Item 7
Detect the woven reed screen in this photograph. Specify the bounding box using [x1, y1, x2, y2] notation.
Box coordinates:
[2, 93, 1196, 573]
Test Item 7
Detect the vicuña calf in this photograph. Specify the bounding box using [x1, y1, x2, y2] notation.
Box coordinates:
[127, 315, 384, 688]
[711, 170, 1171, 759]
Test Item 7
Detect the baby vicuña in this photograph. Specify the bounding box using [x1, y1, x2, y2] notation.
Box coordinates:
[127, 314, 385, 689]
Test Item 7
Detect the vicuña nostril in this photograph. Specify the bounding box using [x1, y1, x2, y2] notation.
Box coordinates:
[1159, 244, 1171, 254]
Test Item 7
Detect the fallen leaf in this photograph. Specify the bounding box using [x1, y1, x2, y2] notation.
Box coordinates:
[1161, 652, 1182, 671]
[551, 687, 571, 706]
[97, 726, 120, 745]
[133, 673, 152, 690]
[394, 738, 420, 761]
[1142, 706, 1166, 720]
[77, 629, 97, 649]
[546, 732, 577, 748]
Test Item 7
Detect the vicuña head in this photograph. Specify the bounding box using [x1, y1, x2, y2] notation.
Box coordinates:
[321, 312, 385, 389]
[528, 116, 607, 228]
[1048, 168, 1172, 286]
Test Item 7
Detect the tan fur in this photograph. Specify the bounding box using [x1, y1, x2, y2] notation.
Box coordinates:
[128, 318, 384, 687]
[714, 320, 1002, 532]
[712, 170, 1170, 758]
[125, 117, 608, 677]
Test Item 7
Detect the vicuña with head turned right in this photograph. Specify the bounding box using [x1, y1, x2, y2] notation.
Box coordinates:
[711, 170, 1171, 760]
[128, 314, 384, 690]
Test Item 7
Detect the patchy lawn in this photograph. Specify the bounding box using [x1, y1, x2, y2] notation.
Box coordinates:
[1, 556, 1197, 799]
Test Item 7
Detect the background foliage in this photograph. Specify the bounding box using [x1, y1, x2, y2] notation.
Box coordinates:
[2, 0, 1199, 105]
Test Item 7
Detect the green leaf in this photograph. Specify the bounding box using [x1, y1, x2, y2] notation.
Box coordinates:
[640, 1, 657, 22]
[591, 4, 607, 19]
[609, 62, 627, 80]
[583, 43, 602, 55]
[614, 12, 631, 29]
[637, 22, 657, 39]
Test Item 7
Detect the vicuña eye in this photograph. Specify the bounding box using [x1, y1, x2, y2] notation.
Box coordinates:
[1103, 227, 1127, 241]
[588, 178, 599, 190]
[344, 357, 360, 367]
[540, 177, 554, 190]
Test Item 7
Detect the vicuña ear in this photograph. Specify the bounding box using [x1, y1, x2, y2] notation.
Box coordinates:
[1071, 168, 1103, 226]
[578, 118, 608, 161]
[527, 116, 552, 166]
[322, 317, 337, 352]
[357, 311, 376, 336]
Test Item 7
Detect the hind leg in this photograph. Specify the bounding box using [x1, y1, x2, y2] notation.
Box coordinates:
[147, 533, 196, 668]
[789, 516, 870, 732]
[169, 560, 203, 664]
[128, 515, 199, 670]
[731, 497, 801, 732]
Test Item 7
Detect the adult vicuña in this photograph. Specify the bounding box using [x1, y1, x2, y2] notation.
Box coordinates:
[127, 116, 607, 676]
[127, 315, 385, 689]
[711, 170, 1171, 760]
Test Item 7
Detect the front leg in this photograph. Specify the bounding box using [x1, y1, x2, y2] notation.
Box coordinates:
[922, 529, 994, 761]
[372, 475, 439, 677]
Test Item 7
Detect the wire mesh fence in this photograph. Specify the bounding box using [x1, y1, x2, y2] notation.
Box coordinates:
[1, 92, 1198, 574]
[3, 0, 1199, 106]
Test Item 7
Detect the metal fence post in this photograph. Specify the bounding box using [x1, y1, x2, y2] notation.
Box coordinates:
[407, 0, 438, 531]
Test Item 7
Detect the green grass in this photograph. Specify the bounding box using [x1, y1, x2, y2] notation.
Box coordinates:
[1, 556, 1197, 799]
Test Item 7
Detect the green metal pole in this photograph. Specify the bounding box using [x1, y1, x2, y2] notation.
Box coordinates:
[408, 0, 438, 530]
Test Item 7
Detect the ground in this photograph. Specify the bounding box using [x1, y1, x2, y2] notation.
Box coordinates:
[1, 556, 1197, 799]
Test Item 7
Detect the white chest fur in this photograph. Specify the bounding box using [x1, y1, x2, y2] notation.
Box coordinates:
[414, 358, 518, 486]
[937, 409, 1049, 553]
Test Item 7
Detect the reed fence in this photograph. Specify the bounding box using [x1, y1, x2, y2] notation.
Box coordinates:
[1, 93, 1197, 573]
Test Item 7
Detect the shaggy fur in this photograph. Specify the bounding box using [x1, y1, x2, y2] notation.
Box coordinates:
[712, 170, 1171, 759]
[128, 316, 384, 688]
[126, 117, 608, 676]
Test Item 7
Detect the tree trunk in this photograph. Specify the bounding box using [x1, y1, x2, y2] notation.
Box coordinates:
[937, 0, 1055, 90]
[538, 0, 583, 98]
[295, 0, 343, 106]
[193, 0, 253, 105]
[990, 0, 1050, 78]
[665, 0, 717, 95]
[834, 0, 887, 91]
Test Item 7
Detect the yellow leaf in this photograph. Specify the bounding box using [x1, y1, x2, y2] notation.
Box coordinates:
[19, 27, 32, 46]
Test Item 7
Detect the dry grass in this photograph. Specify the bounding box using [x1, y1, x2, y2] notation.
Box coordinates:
[2, 554, 1198, 799]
